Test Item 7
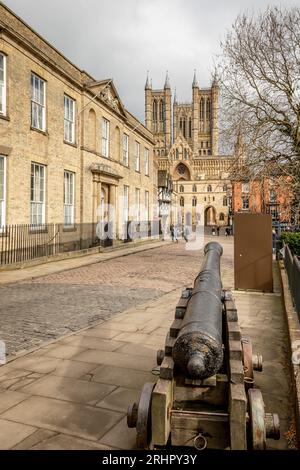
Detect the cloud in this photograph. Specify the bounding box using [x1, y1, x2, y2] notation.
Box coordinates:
[3, 0, 299, 121]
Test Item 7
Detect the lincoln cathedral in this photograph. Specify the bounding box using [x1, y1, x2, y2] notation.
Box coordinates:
[145, 72, 234, 228]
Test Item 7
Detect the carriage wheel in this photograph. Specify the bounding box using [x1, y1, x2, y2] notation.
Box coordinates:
[127, 382, 155, 449]
[248, 388, 266, 449]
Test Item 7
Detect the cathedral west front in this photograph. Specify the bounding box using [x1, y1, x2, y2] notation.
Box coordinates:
[145, 72, 234, 229]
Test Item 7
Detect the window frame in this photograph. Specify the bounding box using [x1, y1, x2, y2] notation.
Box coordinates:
[0, 155, 6, 228]
[144, 147, 149, 176]
[123, 133, 129, 166]
[64, 95, 76, 144]
[0, 53, 7, 116]
[101, 118, 110, 158]
[64, 170, 75, 227]
[242, 196, 250, 210]
[30, 162, 46, 226]
[31, 73, 46, 132]
[135, 141, 140, 172]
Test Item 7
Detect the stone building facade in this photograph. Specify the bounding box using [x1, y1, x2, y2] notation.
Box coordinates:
[0, 3, 156, 247]
[145, 72, 234, 229]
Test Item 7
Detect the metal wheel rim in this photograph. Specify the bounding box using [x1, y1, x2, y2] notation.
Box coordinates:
[248, 388, 266, 450]
[136, 382, 155, 449]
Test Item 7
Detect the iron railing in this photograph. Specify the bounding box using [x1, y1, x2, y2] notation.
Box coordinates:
[0, 221, 158, 267]
[284, 244, 300, 321]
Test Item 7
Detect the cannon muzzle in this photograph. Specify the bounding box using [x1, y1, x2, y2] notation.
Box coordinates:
[172, 242, 224, 379]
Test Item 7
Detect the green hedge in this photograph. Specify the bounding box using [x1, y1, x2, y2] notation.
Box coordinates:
[280, 232, 300, 256]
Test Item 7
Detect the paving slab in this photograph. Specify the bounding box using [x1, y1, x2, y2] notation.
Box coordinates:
[2, 396, 123, 441]
[19, 375, 117, 405]
[0, 418, 36, 449]
[96, 387, 141, 413]
[72, 350, 155, 372]
[83, 365, 155, 390]
[30, 434, 115, 450]
[0, 390, 28, 414]
[99, 416, 137, 450]
[12, 429, 58, 450]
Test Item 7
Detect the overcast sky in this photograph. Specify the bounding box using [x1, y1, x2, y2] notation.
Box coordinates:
[3, 0, 299, 121]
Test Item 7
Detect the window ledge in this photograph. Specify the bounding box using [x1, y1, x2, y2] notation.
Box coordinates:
[30, 126, 48, 136]
[63, 225, 77, 232]
[64, 140, 78, 149]
[0, 114, 10, 122]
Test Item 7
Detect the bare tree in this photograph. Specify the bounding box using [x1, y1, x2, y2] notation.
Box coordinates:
[217, 6, 300, 222]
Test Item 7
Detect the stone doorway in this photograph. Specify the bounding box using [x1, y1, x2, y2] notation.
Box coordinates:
[204, 206, 216, 226]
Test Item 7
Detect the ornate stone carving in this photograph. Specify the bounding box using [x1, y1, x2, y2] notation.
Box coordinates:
[100, 87, 119, 111]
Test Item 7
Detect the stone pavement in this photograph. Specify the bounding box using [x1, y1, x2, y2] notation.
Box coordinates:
[0, 236, 296, 450]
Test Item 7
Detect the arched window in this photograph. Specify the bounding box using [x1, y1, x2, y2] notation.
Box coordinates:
[152, 100, 157, 122]
[184, 149, 188, 160]
[200, 98, 204, 120]
[192, 184, 197, 192]
[180, 185, 184, 193]
[192, 197, 197, 207]
[219, 213, 225, 221]
[207, 185, 212, 192]
[213, 197, 215, 201]
[175, 149, 179, 160]
[223, 184, 227, 192]
[189, 118, 192, 138]
[159, 99, 164, 122]
[183, 119, 186, 138]
[157, 150, 160, 157]
[180, 197, 184, 207]
[179, 118, 183, 133]
[223, 196, 227, 206]
[206, 99, 211, 120]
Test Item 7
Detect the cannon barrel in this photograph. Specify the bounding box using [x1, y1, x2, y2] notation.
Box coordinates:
[172, 242, 224, 379]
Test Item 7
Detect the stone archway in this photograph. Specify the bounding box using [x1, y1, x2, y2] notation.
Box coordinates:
[204, 206, 216, 226]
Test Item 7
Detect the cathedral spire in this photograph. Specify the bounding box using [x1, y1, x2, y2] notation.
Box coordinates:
[173, 87, 177, 104]
[164, 71, 171, 90]
[212, 71, 219, 88]
[145, 71, 151, 90]
[192, 69, 198, 88]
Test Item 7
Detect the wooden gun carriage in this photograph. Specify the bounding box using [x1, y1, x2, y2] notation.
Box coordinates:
[127, 242, 280, 450]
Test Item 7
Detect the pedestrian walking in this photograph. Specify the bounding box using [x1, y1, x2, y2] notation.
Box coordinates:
[170, 224, 175, 242]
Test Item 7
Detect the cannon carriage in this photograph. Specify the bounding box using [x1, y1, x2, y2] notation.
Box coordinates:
[127, 242, 280, 450]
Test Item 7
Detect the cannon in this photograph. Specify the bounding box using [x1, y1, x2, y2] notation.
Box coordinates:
[127, 242, 280, 450]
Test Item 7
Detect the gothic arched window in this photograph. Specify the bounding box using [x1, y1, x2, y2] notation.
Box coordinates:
[180, 197, 184, 207]
[180, 185, 184, 193]
[152, 100, 157, 122]
[207, 184, 212, 192]
[184, 149, 188, 160]
[192, 184, 197, 192]
[192, 197, 197, 207]
[175, 149, 179, 160]
[200, 98, 204, 120]
[183, 119, 186, 138]
[206, 99, 211, 120]
[159, 100, 164, 122]
[223, 196, 227, 206]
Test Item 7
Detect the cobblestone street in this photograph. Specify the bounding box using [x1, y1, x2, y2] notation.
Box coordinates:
[0, 237, 233, 356]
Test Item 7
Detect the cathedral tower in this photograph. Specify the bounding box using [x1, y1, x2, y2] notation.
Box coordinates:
[144, 73, 172, 155]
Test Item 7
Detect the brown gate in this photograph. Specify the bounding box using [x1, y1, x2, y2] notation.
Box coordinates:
[234, 213, 273, 292]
